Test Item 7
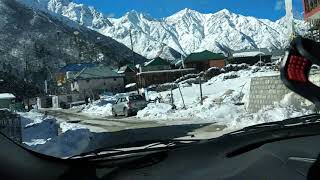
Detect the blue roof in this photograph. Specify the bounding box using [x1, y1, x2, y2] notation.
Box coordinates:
[60, 63, 96, 73]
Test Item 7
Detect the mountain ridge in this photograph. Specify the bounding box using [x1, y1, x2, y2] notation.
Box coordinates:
[17, 0, 309, 60]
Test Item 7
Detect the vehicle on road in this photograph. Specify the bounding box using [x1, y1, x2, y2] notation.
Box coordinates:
[112, 95, 147, 117]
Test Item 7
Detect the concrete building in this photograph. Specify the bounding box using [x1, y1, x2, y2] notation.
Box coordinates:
[71, 65, 124, 98]
[184, 50, 226, 72]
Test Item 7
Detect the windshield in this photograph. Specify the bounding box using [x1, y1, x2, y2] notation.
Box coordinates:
[0, 0, 316, 158]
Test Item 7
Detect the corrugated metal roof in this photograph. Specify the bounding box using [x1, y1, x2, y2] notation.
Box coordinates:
[74, 65, 123, 80]
[185, 50, 226, 63]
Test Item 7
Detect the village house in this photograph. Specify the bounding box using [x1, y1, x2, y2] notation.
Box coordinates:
[184, 50, 226, 71]
[227, 49, 272, 65]
[71, 65, 124, 98]
[118, 64, 137, 85]
[56, 63, 96, 87]
[140, 57, 172, 72]
[137, 57, 196, 88]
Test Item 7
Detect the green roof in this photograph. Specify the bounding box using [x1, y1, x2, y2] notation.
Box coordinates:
[144, 57, 170, 66]
[75, 65, 123, 80]
[185, 50, 226, 63]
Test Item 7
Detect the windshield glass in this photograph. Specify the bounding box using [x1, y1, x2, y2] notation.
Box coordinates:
[0, 0, 316, 158]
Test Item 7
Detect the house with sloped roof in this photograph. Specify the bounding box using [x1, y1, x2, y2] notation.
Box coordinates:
[136, 57, 196, 88]
[184, 50, 226, 71]
[56, 63, 96, 86]
[71, 65, 124, 98]
[118, 64, 137, 85]
[140, 57, 171, 72]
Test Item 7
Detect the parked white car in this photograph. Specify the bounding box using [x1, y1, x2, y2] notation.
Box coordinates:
[112, 95, 147, 117]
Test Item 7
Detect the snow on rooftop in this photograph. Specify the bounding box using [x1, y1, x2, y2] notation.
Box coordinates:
[232, 51, 265, 58]
[0, 93, 15, 99]
[137, 68, 195, 75]
[144, 59, 155, 66]
[125, 83, 137, 88]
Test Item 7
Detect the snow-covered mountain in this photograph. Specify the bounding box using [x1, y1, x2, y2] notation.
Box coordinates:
[17, 0, 309, 60]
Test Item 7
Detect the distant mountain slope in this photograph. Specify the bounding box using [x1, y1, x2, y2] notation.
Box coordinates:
[0, 0, 146, 85]
[18, 0, 309, 60]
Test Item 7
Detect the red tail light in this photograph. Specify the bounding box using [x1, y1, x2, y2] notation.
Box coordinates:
[287, 55, 310, 83]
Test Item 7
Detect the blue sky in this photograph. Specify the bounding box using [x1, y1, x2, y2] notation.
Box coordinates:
[74, 0, 304, 21]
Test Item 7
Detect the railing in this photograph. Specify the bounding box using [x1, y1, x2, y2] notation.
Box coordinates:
[0, 110, 22, 143]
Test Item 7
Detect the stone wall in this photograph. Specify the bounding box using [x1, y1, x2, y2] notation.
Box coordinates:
[248, 72, 320, 113]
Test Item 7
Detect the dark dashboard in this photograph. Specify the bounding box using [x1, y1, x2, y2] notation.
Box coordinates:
[1, 116, 320, 180]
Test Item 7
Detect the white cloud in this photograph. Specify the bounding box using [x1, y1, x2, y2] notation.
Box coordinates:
[275, 0, 285, 11]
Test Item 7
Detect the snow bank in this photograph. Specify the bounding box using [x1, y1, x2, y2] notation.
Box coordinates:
[31, 129, 92, 158]
[137, 103, 173, 119]
[137, 67, 313, 130]
[19, 111, 93, 158]
[19, 111, 59, 146]
[81, 99, 113, 117]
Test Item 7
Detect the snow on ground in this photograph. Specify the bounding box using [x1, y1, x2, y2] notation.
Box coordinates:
[82, 100, 113, 117]
[19, 111, 59, 146]
[137, 67, 314, 130]
[18, 111, 94, 158]
[72, 95, 119, 118]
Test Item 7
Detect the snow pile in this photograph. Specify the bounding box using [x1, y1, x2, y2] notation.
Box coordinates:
[59, 121, 88, 133]
[19, 111, 93, 158]
[81, 99, 113, 117]
[137, 103, 173, 119]
[31, 129, 92, 158]
[138, 67, 314, 130]
[19, 111, 59, 146]
[225, 103, 313, 130]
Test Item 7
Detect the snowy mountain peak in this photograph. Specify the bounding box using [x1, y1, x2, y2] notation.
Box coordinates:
[216, 8, 232, 15]
[16, 0, 308, 61]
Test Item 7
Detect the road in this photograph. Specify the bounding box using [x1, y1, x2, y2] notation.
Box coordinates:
[42, 109, 166, 132]
[41, 109, 228, 138]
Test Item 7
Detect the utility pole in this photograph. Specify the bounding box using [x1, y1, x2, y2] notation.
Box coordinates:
[129, 28, 135, 66]
[259, 47, 262, 66]
[285, 0, 295, 39]
[199, 76, 203, 105]
[178, 84, 186, 109]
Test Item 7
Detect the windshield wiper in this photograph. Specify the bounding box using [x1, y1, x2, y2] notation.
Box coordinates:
[69, 138, 202, 160]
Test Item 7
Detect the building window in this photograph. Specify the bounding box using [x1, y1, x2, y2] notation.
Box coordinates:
[113, 78, 117, 81]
